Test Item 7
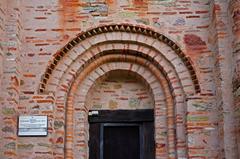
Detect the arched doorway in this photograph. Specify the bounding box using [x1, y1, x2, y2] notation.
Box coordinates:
[67, 60, 172, 158]
[39, 24, 200, 159]
[87, 70, 155, 159]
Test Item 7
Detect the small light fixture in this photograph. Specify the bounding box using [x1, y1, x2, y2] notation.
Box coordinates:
[89, 110, 99, 116]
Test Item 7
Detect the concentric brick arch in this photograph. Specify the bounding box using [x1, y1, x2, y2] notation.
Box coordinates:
[44, 41, 197, 99]
[66, 59, 177, 159]
[50, 52, 188, 159]
[40, 24, 202, 159]
[39, 24, 200, 94]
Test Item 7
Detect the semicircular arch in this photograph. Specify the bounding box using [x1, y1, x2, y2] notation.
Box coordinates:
[40, 24, 195, 159]
[39, 24, 200, 95]
[67, 62, 175, 159]
[60, 54, 187, 159]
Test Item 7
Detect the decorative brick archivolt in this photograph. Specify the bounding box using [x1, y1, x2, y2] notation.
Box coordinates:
[67, 59, 178, 159]
[38, 24, 201, 159]
[45, 43, 194, 158]
[51, 54, 187, 158]
[49, 48, 188, 158]
[49, 52, 188, 159]
[39, 24, 200, 94]
[45, 42, 196, 99]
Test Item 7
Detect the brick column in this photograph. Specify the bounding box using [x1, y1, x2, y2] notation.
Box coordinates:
[230, 0, 240, 156]
[187, 96, 219, 158]
[212, 0, 239, 158]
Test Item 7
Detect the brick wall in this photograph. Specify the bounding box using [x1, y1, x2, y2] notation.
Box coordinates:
[0, 0, 239, 158]
[0, 1, 6, 157]
[215, 1, 238, 158]
[230, 0, 240, 156]
[87, 70, 154, 110]
[0, 0, 23, 158]
[17, 94, 55, 159]
[207, 1, 239, 158]
[0, 0, 5, 101]
[19, 0, 212, 93]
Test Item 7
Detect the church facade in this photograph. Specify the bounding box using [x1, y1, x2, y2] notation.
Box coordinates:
[0, 0, 240, 158]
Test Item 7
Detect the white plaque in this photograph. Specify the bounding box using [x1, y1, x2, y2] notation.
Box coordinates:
[18, 116, 48, 136]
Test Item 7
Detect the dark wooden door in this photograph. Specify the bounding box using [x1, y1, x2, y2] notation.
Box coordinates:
[89, 110, 155, 159]
[103, 124, 140, 159]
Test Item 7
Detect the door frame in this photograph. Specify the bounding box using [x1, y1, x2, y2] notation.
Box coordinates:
[88, 109, 155, 159]
[88, 109, 154, 123]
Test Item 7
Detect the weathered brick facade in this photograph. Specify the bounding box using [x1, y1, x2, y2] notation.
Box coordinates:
[0, 0, 240, 158]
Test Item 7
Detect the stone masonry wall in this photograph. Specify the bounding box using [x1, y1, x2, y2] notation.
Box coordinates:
[20, 0, 212, 94]
[230, 0, 240, 156]
[0, 0, 239, 158]
[18, 1, 216, 158]
[0, 0, 23, 158]
[214, 1, 238, 158]
[208, 1, 224, 157]
[0, 1, 6, 157]
[0, 0, 4, 88]
[206, 1, 239, 158]
[87, 70, 154, 110]
[17, 94, 55, 159]
[0, 0, 5, 103]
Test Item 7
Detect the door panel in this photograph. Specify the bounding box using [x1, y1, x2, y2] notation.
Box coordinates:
[103, 125, 140, 159]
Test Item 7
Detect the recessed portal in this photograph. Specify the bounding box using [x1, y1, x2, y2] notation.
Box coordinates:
[87, 70, 155, 159]
[88, 110, 155, 159]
